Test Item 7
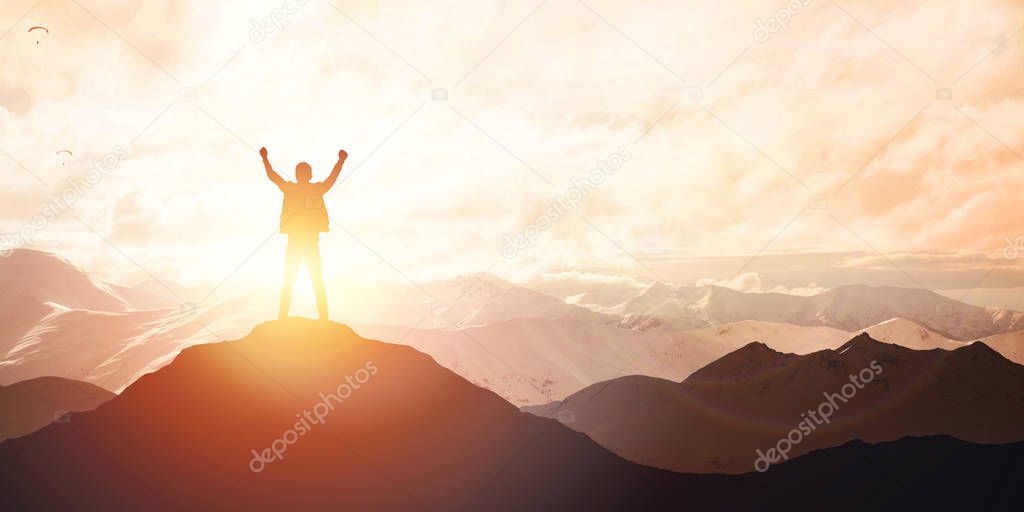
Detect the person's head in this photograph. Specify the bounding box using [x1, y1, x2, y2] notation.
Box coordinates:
[295, 162, 312, 183]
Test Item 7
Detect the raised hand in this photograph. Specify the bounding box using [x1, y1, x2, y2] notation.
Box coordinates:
[260, 147, 268, 159]
[322, 150, 347, 192]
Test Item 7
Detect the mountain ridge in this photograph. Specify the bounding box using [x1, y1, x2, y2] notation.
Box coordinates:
[529, 333, 1024, 473]
[0, 376, 115, 442]
[2, 320, 1022, 511]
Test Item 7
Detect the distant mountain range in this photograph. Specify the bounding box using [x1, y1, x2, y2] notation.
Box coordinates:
[352, 319, 856, 406]
[525, 334, 1024, 473]
[355, 316, 1024, 406]
[601, 281, 1024, 340]
[0, 250, 271, 392]
[1, 320, 1020, 511]
[3, 249, 1023, 407]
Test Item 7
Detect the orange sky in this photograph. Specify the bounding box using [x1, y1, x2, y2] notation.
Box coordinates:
[1, 0, 1022, 304]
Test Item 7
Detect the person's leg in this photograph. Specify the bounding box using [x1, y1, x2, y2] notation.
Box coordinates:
[279, 236, 303, 320]
[305, 235, 328, 321]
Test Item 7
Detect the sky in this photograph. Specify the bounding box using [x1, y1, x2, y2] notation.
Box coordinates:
[1, 0, 1023, 308]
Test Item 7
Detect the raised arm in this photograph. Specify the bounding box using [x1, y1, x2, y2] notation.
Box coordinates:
[320, 149, 348, 192]
[260, 147, 286, 188]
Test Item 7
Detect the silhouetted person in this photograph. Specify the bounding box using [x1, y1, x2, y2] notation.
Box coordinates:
[260, 147, 347, 320]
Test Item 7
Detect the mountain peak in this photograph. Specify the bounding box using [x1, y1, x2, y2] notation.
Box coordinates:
[443, 272, 512, 297]
[0, 249, 127, 313]
[627, 280, 677, 306]
[641, 280, 673, 294]
[835, 332, 882, 354]
[0, 315, 693, 511]
[688, 340, 796, 382]
[957, 340, 1007, 361]
[170, 319, 393, 374]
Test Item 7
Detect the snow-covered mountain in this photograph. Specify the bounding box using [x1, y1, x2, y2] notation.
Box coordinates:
[599, 282, 1024, 341]
[419, 273, 618, 328]
[0, 250, 271, 392]
[355, 318, 810, 406]
[797, 285, 1024, 340]
[353, 318, 668, 405]
[0, 250, 129, 313]
[525, 273, 647, 310]
[862, 317, 968, 351]
[684, 321, 853, 355]
[1, 295, 271, 393]
[0, 250, 129, 353]
[315, 273, 621, 329]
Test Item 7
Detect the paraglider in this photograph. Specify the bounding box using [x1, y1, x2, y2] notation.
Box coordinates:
[28, 26, 48, 45]
[56, 150, 72, 166]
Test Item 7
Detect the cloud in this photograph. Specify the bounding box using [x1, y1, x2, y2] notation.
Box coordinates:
[836, 251, 1017, 271]
[697, 272, 824, 296]
[0, 0, 1022, 290]
[0, 85, 33, 116]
